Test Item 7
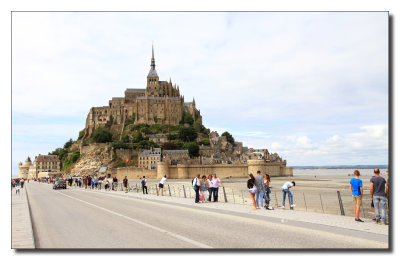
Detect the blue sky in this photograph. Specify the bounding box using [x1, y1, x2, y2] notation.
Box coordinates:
[12, 12, 389, 176]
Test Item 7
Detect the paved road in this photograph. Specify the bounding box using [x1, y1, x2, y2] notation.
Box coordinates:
[26, 183, 388, 249]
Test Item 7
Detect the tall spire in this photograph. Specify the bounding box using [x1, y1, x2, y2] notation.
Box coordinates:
[148, 41, 158, 78]
[151, 42, 155, 70]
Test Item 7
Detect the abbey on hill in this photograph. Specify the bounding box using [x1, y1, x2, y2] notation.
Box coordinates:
[83, 45, 202, 140]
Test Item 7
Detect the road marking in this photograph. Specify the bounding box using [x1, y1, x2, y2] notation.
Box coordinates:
[67, 188, 389, 247]
[55, 190, 212, 249]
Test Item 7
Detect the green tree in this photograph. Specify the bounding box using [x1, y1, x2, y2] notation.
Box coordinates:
[221, 131, 235, 144]
[131, 132, 143, 143]
[92, 127, 112, 143]
[167, 133, 178, 140]
[78, 129, 85, 140]
[184, 114, 194, 125]
[112, 142, 130, 149]
[121, 133, 130, 143]
[199, 138, 210, 145]
[172, 140, 184, 149]
[63, 138, 74, 150]
[178, 126, 197, 142]
[137, 140, 159, 149]
[183, 142, 199, 158]
[162, 142, 176, 150]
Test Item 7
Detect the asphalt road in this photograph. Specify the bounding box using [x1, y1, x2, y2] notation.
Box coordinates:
[26, 183, 388, 249]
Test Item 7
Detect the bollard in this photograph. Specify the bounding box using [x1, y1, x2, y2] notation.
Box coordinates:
[241, 191, 245, 204]
[337, 191, 345, 216]
[168, 184, 171, 196]
[232, 190, 235, 204]
[156, 184, 159, 196]
[319, 194, 325, 213]
[136, 183, 138, 193]
[183, 185, 187, 198]
[274, 191, 278, 207]
[222, 186, 227, 203]
[303, 192, 307, 211]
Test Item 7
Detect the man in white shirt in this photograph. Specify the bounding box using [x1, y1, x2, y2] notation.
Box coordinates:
[192, 174, 201, 203]
[158, 175, 167, 196]
[281, 181, 296, 209]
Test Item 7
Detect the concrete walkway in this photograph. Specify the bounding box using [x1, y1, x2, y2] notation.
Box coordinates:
[11, 186, 35, 249]
[70, 185, 388, 238]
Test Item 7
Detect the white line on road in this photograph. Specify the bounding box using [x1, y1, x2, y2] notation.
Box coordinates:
[55, 190, 213, 249]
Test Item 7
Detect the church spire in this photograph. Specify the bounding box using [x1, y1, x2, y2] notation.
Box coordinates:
[151, 43, 155, 70]
[148, 42, 158, 78]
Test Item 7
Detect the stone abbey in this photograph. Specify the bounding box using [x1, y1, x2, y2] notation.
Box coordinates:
[83, 45, 202, 139]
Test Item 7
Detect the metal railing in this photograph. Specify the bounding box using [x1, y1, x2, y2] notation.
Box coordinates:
[63, 181, 389, 219]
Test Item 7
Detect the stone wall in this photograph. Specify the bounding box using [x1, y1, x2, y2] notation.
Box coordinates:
[156, 159, 292, 179]
[110, 166, 157, 180]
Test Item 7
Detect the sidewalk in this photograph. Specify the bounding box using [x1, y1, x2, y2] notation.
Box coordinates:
[11, 186, 35, 249]
[71, 185, 389, 237]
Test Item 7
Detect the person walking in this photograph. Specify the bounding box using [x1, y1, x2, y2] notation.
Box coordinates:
[20, 178, 25, 189]
[15, 181, 21, 195]
[94, 177, 99, 189]
[123, 176, 128, 193]
[350, 170, 364, 222]
[207, 175, 213, 202]
[141, 176, 148, 194]
[247, 174, 257, 210]
[200, 175, 209, 203]
[211, 174, 223, 202]
[264, 174, 273, 210]
[254, 171, 265, 209]
[192, 174, 201, 203]
[370, 168, 388, 225]
[112, 176, 118, 191]
[281, 181, 296, 209]
[158, 175, 167, 196]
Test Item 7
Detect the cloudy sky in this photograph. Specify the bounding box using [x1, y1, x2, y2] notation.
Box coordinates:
[12, 12, 388, 176]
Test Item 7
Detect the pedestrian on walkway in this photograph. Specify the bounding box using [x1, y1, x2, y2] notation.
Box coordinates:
[105, 179, 110, 191]
[112, 176, 118, 191]
[281, 181, 295, 209]
[20, 178, 25, 189]
[141, 176, 148, 194]
[207, 175, 213, 202]
[350, 170, 364, 222]
[15, 181, 21, 195]
[264, 174, 273, 210]
[87, 176, 92, 189]
[211, 174, 223, 202]
[123, 176, 128, 193]
[192, 174, 201, 203]
[254, 171, 265, 209]
[247, 174, 257, 210]
[370, 168, 388, 225]
[158, 175, 167, 196]
[94, 177, 99, 189]
[200, 175, 209, 203]
[98, 177, 103, 190]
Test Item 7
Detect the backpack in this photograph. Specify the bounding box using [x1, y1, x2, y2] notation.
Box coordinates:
[141, 179, 146, 185]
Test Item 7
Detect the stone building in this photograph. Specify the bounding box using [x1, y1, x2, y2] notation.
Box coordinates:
[163, 150, 190, 165]
[138, 148, 162, 170]
[149, 134, 168, 145]
[18, 156, 32, 179]
[83, 44, 202, 139]
[18, 154, 61, 179]
[35, 154, 61, 173]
